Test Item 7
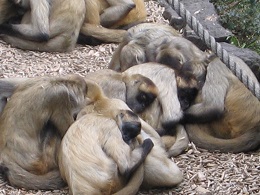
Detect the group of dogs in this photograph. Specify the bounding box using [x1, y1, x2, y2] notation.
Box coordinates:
[0, 0, 260, 194]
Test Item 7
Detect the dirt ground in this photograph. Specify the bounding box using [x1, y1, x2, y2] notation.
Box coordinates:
[0, 1, 259, 195]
